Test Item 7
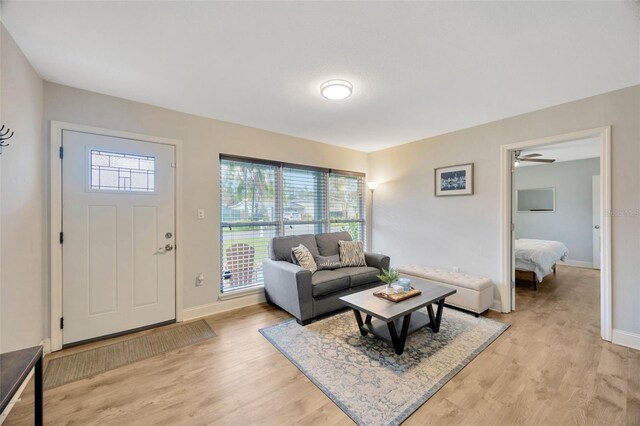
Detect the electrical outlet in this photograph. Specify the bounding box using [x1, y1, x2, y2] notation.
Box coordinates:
[452, 266, 460, 273]
[197, 209, 205, 220]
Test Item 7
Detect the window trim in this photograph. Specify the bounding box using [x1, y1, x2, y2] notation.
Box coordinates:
[218, 284, 264, 300]
[219, 154, 365, 177]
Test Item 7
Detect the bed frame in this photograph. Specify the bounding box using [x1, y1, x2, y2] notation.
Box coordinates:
[515, 264, 556, 291]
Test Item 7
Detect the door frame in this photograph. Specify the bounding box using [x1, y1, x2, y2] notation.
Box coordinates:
[592, 175, 601, 270]
[50, 121, 184, 352]
[500, 126, 612, 341]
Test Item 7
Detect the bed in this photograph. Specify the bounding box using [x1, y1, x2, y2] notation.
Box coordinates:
[514, 239, 569, 290]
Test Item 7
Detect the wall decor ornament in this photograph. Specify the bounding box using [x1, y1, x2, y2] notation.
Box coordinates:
[0, 125, 15, 154]
[434, 163, 474, 196]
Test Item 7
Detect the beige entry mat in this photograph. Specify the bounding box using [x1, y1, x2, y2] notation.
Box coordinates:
[44, 320, 216, 390]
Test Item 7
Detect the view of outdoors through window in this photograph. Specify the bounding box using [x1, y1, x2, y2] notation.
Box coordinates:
[220, 157, 364, 292]
[328, 174, 365, 240]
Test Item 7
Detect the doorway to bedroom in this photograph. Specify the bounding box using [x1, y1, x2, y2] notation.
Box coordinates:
[501, 127, 612, 342]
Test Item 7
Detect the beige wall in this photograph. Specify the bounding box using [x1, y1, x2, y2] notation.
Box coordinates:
[42, 82, 369, 330]
[368, 85, 640, 334]
[0, 24, 45, 352]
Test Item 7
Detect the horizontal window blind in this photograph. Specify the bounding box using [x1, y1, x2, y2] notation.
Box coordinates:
[283, 167, 326, 235]
[329, 173, 365, 241]
[220, 156, 365, 292]
[220, 159, 277, 291]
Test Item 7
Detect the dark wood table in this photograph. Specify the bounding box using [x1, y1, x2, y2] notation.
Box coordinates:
[340, 280, 456, 355]
[1, 346, 43, 425]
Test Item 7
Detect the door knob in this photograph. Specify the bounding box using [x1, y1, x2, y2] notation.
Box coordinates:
[594, 225, 600, 229]
[159, 244, 174, 252]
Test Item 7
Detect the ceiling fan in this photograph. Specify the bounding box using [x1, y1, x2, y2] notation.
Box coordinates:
[514, 150, 556, 167]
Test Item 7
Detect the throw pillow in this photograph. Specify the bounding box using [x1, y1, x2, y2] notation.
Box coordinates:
[315, 254, 341, 270]
[291, 244, 318, 273]
[338, 240, 366, 267]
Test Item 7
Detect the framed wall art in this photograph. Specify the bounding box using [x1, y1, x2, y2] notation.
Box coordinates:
[434, 163, 474, 196]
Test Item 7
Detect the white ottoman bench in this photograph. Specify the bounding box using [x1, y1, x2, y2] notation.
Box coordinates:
[397, 265, 494, 316]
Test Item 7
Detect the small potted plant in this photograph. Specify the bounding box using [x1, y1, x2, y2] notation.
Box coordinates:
[377, 268, 401, 294]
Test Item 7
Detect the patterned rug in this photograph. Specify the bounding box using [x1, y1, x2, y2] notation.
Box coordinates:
[44, 320, 216, 389]
[260, 308, 508, 426]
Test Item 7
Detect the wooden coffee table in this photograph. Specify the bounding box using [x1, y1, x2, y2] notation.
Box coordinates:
[339, 279, 456, 355]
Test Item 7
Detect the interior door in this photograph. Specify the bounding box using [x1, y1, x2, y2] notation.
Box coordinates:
[62, 130, 176, 345]
[592, 175, 601, 270]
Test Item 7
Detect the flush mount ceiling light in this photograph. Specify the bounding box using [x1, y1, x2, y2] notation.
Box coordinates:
[320, 79, 353, 100]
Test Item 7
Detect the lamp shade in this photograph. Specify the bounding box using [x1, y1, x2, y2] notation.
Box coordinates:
[366, 181, 379, 191]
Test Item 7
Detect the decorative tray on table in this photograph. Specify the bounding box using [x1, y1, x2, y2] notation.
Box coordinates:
[373, 287, 421, 302]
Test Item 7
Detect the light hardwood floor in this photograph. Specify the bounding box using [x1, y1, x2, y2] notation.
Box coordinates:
[6, 265, 639, 425]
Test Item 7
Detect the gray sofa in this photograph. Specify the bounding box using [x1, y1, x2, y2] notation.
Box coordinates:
[263, 231, 390, 325]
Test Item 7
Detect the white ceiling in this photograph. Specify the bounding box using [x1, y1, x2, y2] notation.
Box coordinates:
[518, 137, 601, 167]
[1, 1, 639, 152]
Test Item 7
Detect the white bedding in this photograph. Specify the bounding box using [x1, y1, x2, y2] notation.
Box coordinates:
[515, 239, 569, 282]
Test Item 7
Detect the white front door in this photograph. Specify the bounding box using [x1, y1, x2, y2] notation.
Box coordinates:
[62, 130, 176, 345]
[592, 175, 601, 270]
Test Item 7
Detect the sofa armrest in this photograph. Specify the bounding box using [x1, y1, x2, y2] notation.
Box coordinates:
[365, 252, 390, 271]
[263, 259, 313, 322]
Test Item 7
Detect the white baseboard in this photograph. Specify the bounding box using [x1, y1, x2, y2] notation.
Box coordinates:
[612, 329, 640, 351]
[558, 259, 595, 269]
[183, 291, 267, 321]
[489, 299, 503, 313]
[41, 338, 51, 354]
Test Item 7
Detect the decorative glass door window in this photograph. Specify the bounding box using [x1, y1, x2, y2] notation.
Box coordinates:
[91, 150, 156, 192]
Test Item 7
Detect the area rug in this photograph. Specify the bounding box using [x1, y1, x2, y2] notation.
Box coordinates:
[44, 320, 216, 389]
[260, 308, 508, 426]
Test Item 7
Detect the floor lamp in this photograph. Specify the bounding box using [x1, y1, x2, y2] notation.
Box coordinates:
[366, 181, 379, 251]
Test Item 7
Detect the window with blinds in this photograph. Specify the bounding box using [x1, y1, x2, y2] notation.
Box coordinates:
[283, 167, 326, 237]
[329, 173, 366, 241]
[220, 159, 278, 292]
[220, 155, 365, 292]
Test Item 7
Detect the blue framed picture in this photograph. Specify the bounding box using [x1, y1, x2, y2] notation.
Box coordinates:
[435, 163, 474, 196]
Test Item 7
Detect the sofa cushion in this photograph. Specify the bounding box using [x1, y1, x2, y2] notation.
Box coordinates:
[270, 234, 320, 262]
[315, 231, 352, 256]
[339, 266, 381, 287]
[311, 270, 350, 297]
[339, 240, 366, 267]
[315, 254, 341, 271]
[291, 244, 318, 273]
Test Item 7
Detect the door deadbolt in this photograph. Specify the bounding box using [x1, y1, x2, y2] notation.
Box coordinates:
[165, 232, 173, 239]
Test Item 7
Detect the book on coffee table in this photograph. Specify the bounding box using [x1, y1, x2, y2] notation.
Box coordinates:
[373, 287, 422, 303]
